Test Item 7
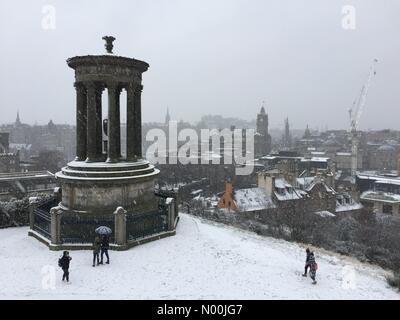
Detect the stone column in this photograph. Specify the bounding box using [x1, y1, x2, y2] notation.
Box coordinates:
[166, 197, 175, 231]
[28, 197, 39, 230]
[126, 83, 136, 161]
[50, 206, 62, 245]
[113, 206, 127, 246]
[134, 84, 143, 158]
[86, 82, 98, 162]
[115, 86, 122, 158]
[95, 85, 104, 159]
[107, 82, 120, 162]
[74, 82, 87, 161]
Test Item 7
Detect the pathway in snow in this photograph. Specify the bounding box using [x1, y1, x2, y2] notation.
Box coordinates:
[0, 214, 398, 299]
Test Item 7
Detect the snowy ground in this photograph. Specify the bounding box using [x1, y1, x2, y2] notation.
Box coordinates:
[0, 213, 399, 299]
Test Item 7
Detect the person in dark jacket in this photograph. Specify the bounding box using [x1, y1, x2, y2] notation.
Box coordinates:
[92, 236, 101, 267]
[59, 251, 72, 282]
[308, 252, 317, 284]
[100, 235, 110, 264]
[302, 248, 311, 277]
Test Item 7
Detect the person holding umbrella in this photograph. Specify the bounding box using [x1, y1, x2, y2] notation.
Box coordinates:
[95, 226, 112, 265]
[100, 235, 110, 264]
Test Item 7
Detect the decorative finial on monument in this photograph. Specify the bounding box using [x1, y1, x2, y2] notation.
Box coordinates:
[102, 36, 116, 54]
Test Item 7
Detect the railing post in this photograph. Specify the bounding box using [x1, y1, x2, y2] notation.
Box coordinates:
[114, 206, 127, 246]
[28, 197, 39, 230]
[166, 197, 176, 231]
[50, 206, 62, 245]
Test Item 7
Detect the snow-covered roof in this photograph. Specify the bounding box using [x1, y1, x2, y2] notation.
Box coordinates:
[0, 171, 54, 181]
[9, 143, 32, 150]
[357, 172, 400, 185]
[260, 155, 277, 160]
[314, 210, 336, 218]
[336, 152, 352, 156]
[274, 189, 304, 201]
[274, 178, 292, 189]
[360, 191, 400, 203]
[336, 202, 363, 212]
[0, 153, 16, 157]
[300, 157, 329, 162]
[375, 179, 400, 186]
[296, 177, 315, 189]
[377, 145, 395, 152]
[272, 177, 305, 201]
[306, 181, 335, 194]
[310, 151, 326, 155]
[234, 187, 276, 212]
[336, 192, 363, 212]
[384, 139, 399, 146]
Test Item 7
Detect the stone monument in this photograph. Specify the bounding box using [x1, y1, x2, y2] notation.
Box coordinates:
[29, 37, 178, 250]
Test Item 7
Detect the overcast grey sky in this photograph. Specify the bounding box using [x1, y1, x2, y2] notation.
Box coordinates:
[0, 0, 399, 130]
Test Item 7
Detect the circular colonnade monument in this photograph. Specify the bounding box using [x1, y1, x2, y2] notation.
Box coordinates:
[29, 37, 178, 250]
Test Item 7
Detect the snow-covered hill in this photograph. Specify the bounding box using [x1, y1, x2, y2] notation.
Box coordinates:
[0, 213, 398, 299]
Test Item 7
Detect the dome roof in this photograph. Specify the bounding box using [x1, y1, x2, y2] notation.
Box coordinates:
[378, 144, 395, 152]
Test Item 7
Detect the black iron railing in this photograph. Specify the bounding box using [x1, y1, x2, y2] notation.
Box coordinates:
[37, 197, 59, 213]
[32, 196, 58, 240]
[33, 207, 51, 239]
[126, 210, 167, 241]
[60, 217, 114, 244]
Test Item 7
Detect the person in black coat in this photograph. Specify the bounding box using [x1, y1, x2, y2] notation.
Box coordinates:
[100, 235, 110, 264]
[59, 251, 72, 282]
[92, 236, 101, 267]
[302, 248, 311, 277]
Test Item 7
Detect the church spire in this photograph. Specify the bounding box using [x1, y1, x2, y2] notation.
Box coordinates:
[16, 111, 21, 126]
[165, 106, 171, 124]
[303, 124, 311, 139]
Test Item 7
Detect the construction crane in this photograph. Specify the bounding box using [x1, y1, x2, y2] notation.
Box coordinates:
[349, 58, 378, 180]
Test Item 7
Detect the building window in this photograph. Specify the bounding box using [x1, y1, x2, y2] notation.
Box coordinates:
[383, 204, 392, 215]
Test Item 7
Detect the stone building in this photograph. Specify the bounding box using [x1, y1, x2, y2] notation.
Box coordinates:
[258, 151, 334, 177]
[0, 132, 20, 173]
[357, 170, 400, 216]
[256, 169, 361, 216]
[0, 153, 20, 174]
[254, 105, 272, 157]
[217, 180, 275, 212]
[0, 132, 9, 153]
[366, 144, 399, 171]
[0, 113, 76, 162]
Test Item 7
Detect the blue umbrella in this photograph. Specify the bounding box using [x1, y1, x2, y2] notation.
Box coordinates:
[95, 226, 112, 235]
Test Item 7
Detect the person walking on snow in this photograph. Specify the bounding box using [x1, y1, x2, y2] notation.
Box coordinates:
[100, 235, 110, 264]
[308, 252, 318, 284]
[92, 236, 101, 267]
[58, 251, 72, 282]
[302, 248, 311, 277]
